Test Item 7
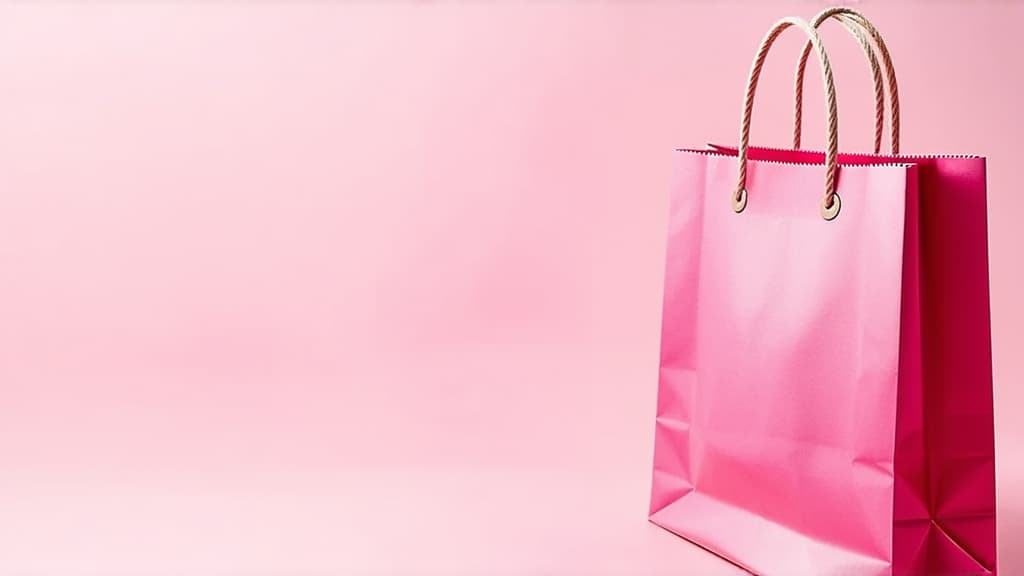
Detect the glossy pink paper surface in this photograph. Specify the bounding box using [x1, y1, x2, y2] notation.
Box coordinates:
[651, 145, 995, 573]
[652, 150, 905, 573]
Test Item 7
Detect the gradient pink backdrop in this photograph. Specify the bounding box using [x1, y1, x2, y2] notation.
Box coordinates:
[0, 2, 1019, 574]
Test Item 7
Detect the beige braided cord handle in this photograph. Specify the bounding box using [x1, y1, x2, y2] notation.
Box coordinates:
[794, 7, 900, 154]
[798, 13, 885, 153]
[736, 16, 841, 220]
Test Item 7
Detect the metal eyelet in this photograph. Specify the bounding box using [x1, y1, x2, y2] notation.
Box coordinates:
[820, 192, 841, 221]
[732, 188, 748, 213]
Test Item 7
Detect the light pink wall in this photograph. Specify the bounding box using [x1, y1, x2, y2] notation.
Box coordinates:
[0, 2, 1019, 574]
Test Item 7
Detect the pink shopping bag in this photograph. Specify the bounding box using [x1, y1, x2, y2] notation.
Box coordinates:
[649, 9, 996, 575]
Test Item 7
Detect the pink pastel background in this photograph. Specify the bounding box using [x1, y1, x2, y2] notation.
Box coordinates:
[0, 2, 1019, 574]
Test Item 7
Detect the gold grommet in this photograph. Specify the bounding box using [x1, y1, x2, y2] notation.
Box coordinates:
[732, 188, 748, 213]
[821, 192, 841, 221]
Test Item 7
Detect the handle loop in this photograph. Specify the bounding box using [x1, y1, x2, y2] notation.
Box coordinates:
[736, 17, 840, 220]
[794, 8, 900, 154]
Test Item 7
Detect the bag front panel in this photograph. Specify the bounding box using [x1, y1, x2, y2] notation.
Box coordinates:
[652, 150, 916, 574]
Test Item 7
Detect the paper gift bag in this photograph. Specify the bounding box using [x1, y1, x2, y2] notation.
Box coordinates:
[649, 9, 996, 575]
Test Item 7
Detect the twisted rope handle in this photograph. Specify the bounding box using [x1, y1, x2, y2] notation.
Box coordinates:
[794, 8, 900, 154]
[796, 13, 884, 153]
[736, 17, 840, 220]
